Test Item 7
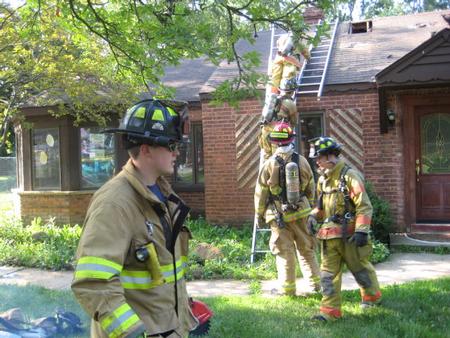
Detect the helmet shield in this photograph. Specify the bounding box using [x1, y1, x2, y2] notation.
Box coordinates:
[105, 99, 188, 148]
[269, 121, 296, 146]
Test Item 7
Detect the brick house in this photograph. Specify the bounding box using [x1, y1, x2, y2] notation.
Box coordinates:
[14, 9, 450, 237]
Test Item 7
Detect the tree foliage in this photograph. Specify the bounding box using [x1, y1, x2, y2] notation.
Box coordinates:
[0, 0, 337, 152]
[0, 1, 142, 152]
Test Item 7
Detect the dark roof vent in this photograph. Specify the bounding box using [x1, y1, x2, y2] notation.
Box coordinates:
[349, 20, 373, 34]
[443, 14, 450, 25]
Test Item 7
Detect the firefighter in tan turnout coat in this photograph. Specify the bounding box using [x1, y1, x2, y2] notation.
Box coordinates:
[71, 99, 198, 338]
[255, 122, 320, 296]
[307, 137, 382, 321]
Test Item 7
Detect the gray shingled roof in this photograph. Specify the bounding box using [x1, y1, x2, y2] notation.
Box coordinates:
[163, 10, 450, 99]
[161, 57, 217, 102]
[326, 9, 450, 85]
[200, 30, 271, 94]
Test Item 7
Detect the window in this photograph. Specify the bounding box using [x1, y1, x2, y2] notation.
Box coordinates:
[174, 123, 204, 186]
[32, 128, 61, 190]
[297, 113, 324, 179]
[80, 128, 115, 189]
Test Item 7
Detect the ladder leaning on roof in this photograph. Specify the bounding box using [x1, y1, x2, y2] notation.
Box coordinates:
[296, 19, 339, 99]
[250, 20, 338, 263]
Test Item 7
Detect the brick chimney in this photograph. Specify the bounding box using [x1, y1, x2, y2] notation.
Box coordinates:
[303, 6, 324, 24]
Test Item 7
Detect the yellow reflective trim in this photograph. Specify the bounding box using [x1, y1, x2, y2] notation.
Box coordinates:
[270, 132, 289, 138]
[134, 106, 146, 119]
[121, 270, 150, 278]
[77, 256, 122, 272]
[111, 314, 140, 338]
[152, 109, 164, 121]
[74, 270, 115, 280]
[101, 303, 131, 331]
[283, 207, 312, 222]
[167, 107, 177, 116]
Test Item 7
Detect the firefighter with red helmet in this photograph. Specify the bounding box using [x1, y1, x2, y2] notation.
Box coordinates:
[259, 95, 298, 161]
[255, 122, 320, 295]
[71, 99, 210, 337]
[308, 136, 382, 321]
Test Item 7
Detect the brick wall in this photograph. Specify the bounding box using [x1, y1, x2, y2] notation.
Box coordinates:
[200, 91, 409, 230]
[298, 91, 405, 230]
[201, 99, 262, 225]
[17, 191, 93, 225]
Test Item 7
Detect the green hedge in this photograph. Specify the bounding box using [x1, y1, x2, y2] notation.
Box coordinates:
[0, 215, 390, 278]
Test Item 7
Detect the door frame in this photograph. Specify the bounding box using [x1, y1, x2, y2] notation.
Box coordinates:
[402, 94, 450, 228]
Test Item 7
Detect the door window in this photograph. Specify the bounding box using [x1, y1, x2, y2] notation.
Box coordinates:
[420, 113, 450, 174]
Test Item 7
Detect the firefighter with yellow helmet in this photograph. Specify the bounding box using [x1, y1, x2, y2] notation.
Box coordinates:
[307, 137, 382, 321]
[71, 99, 203, 337]
[255, 122, 320, 295]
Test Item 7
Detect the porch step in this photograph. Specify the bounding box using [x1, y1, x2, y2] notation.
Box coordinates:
[410, 223, 450, 233]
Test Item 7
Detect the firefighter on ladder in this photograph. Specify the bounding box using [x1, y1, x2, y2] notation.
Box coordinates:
[307, 136, 382, 321]
[270, 33, 310, 95]
[254, 122, 320, 296]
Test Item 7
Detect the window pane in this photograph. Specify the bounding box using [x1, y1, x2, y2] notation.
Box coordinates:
[421, 113, 450, 174]
[175, 135, 194, 183]
[194, 124, 204, 183]
[32, 128, 61, 190]
[299, 114, 324, 179]
[80, 128, 115, 188]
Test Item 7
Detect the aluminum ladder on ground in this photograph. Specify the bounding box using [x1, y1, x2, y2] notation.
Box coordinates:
[296, 19, 339, 98]
[250, 24, 284, 264]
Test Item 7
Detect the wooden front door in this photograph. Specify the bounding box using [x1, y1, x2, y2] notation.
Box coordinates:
[415, 106, 450, 222]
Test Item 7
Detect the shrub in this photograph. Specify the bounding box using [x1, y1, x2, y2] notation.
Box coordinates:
[0, 216, 81, 270]
[366, 182, 393, 244]
[371, 240, 390, 264]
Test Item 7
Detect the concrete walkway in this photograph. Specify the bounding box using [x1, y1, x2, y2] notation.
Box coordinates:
[0, 253, 449, 297]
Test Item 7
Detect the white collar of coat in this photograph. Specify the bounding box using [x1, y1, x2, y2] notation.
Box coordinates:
[274, 143, 295, 155]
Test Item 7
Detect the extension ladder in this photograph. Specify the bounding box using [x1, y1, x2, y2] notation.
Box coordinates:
[250, 20, 338, 263]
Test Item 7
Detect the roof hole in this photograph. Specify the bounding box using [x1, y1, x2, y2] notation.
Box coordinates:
[349, 21, 373, 34]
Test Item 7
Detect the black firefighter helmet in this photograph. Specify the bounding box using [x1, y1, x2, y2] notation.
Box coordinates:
[309, 136, 342, 158]
[105, 99, 188, 149]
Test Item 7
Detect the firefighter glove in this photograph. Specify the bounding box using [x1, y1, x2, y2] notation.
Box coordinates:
[349, 231, 368, 247]
[307, 215, 318, 235]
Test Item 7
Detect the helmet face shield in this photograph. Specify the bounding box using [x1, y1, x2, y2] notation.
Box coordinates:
[105, 99, 189, 148]
[269, 121, 296, 146]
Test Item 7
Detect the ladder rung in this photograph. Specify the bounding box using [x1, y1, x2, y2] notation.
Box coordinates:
[311, 50, 328, 53]
[253, 250, 271, 253]
[256, 229, 272, 232]
[304, 68, 324, 71]
[301, 75, 323, 78]
[298, 83, 321, 86]
[308, 62, 326, 65]
[297, 90, 319, 94]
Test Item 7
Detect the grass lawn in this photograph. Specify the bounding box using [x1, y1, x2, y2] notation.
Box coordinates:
[0, 192, 14, 212]
[1, 278, 449, 338]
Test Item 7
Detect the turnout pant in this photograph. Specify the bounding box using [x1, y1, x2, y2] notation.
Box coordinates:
[269, 218, 320, 295]
[319, 238, 382, 318]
